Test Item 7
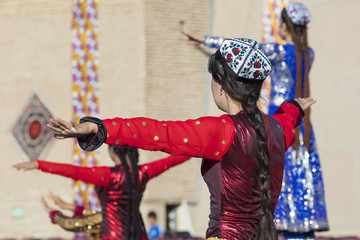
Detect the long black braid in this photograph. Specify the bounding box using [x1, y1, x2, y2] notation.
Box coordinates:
[110, 145, 148, 240]
[208, 51, 277, 240]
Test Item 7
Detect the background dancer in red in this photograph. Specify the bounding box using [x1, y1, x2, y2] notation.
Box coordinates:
[14, 145, 190, 240]
[46, 38, 316, 240]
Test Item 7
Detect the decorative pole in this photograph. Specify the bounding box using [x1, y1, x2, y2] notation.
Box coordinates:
[261, 0, 289, 43]
[259, 0, 289, 113]
[71, 0, 100, 211]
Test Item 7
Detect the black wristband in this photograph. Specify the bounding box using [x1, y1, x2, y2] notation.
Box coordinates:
[283, 99, 305, 115]
[77, 117, 107, 151]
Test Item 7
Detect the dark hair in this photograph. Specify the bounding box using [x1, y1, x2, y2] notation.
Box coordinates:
[109, 145, 147, 240]
[208, 51, 276, 240]
[281, 9, 311, 151]
[148, 211, 157, 219]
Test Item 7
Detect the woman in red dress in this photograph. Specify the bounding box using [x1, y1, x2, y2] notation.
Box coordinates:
[14, 145, 190, 240]
[45, 38, 316, 240]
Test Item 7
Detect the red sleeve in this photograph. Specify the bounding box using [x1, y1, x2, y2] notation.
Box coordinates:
[270, 100, 304, 150]
[50, 210, 61, 224]
[103, 115, 235, 160]
[141, 155, 191, 180]
[37, 160, 112, 188]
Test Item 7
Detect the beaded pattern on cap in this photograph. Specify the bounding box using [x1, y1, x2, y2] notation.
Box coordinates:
[219, 38, 272, 80]
[285, 2, 312, 26]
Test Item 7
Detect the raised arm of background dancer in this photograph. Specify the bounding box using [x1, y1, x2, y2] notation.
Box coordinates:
[201, 35, 283, 65]
[37, 160, 111, 188]
[142, 155, 191, 180]
[270, 99, 305, 149]
[181, 31, 284, 65]
[180, 30, 223, 49]
[78, 115, 235, 160]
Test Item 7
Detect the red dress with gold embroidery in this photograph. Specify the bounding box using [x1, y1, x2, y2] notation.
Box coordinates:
[37, 155, 190, 239]
[78, 100, 304, 240]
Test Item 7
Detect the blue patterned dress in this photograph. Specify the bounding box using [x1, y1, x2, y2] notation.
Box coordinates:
[204, 37, 329, 234]
[259, 43, 329, 234]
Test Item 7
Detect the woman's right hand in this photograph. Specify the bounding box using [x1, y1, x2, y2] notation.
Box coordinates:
[47, 118, 98, 140]
[13, 161, 38, 171]
[294, 97, 317, 111]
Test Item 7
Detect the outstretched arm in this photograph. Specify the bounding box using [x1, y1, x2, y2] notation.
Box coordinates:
[142, 155, 191, 180]
[270, 97, 316, 149]
[13, 160, 111, 188]
[181, 30, 224, 49]
[47, 115, 235, 160]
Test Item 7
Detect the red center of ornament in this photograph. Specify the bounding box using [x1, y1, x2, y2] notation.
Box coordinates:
[29, 120, 41, 139]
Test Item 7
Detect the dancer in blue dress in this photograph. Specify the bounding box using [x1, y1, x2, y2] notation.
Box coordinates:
[181, 2, 328, 239]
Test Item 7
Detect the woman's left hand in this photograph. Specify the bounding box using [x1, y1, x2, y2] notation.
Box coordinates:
[47, 118, 98, 140]
[13, 161, 38, 171]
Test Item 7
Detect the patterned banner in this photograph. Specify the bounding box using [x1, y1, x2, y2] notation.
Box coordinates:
[71, 0, 100, 211]
[260, 0, 289, 114]
[261, 0, 289, 43]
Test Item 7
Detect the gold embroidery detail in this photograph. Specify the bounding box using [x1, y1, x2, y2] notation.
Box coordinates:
[133, 134, 137, 139]
[112, 121, 116, 125]
[215, 151, 219, 156]
[162, 123, 167, 127]
[196, 120, 200, 125]
[171, 152, 175, 155]
[222, 119, 226, 123]
[126, 122, 130, 127]
[154, 136, 159, 141]
[142, 122, 147, 126]
[198, 155, 203, 158]
[292, 129, 295, 133]
[115, 140, 119, 144]
[183, 138, 188, 143]
[107, 133, 109, 138]
[222, 140, 226, 144]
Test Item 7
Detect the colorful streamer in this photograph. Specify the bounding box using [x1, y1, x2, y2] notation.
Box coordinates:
[71, 0, 100, 211]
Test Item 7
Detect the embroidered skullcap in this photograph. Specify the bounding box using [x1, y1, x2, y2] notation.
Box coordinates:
[285, 2, 311, 26]
[219, 38, 272, 81]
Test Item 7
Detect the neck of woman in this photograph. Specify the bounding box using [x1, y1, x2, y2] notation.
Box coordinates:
[226, 96, 244, 115]
[284, 34, 293, 44]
